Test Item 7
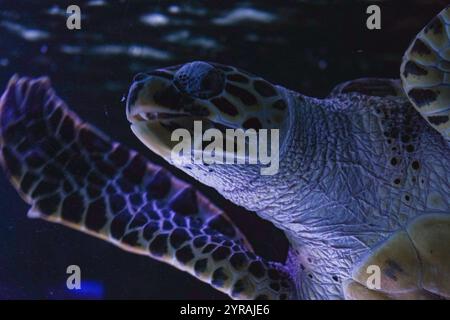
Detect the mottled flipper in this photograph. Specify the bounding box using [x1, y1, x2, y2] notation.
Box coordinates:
[0, 76, 294, 300]
[344, 214, 450, 300]
[329, 78, 403, 98]
[401, 5, 450, 142]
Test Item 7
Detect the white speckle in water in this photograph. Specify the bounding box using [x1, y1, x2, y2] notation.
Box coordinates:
[60, 45, 82, 54]
[168, 5, 180, 14]
[188, 37, 218, 49]
[47, 5, 65, 16]
[0, 58, 9, 67]
[165, 30, 190, 42]
[104, 105, 110, 118]
[164, 31, 218, 49]
[127, 45, 172, 60]
[212, 8, 276, 26]
[1, 21, 49, 41]
[40, 45, 48, 54]
[60, 44, 172, 61]
[140, 13, 169, 27]
[87, 0, 106, 6]
[22, 30, 49, 41]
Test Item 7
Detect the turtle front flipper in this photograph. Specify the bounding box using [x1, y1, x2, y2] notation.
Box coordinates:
[401, 5, 450, 143]
[0, 76, 295, 300]
[344, 214, 450, 300]
[329, 78, 403, 98]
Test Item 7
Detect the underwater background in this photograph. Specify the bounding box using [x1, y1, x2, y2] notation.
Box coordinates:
[0, 0, 447, 299]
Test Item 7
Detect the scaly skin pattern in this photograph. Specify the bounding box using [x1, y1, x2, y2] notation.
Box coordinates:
[249, 90, 450, 299]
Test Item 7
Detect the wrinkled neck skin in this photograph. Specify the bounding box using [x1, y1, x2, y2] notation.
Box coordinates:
[188, 88, 330, 222]
[174, 86, 319, 220]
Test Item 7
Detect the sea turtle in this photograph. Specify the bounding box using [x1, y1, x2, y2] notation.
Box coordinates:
[0, 6, 449, 300]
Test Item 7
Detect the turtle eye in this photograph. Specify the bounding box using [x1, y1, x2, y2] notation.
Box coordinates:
[174, 61, 225, 99]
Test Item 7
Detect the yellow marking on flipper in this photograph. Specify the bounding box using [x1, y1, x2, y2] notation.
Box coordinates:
[343, 279, 441, 300]
[351, 231, 421, 294]
[402, 63, 444, 89]
[407, 214, 450, 298]
[343, 280, 389, 300]
[401, 6, 450, 142]
[347, 213, 450, 300]
[406, 85, 450, 115]
[407, 38, 440, 67]
[422, 14, 449, 51]
[387, 289, 441, 300]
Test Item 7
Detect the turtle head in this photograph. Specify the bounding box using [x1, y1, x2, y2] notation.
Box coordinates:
[126, 61, 289, 165]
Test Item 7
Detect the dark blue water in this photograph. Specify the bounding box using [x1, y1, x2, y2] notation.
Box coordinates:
[0, 0, 445, 299]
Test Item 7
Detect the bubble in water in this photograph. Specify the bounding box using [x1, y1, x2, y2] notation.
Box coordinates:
[168, 5, 180, 14]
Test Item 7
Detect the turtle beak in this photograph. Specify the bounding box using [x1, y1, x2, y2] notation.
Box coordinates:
[126, 75, 170, 124]
[126, 74, 198, 162]
[125, 80, 142, 122]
